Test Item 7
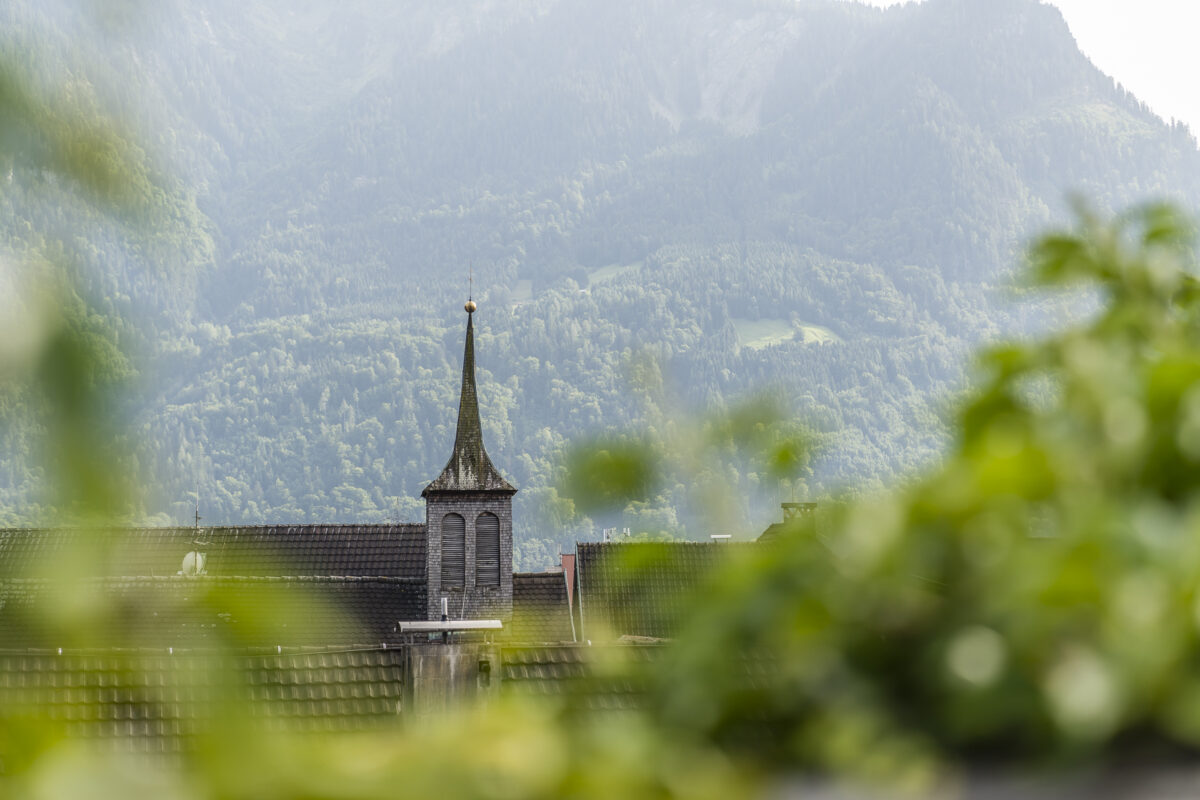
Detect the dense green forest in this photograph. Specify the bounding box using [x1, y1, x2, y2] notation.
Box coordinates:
[2, 0, 1199, 569]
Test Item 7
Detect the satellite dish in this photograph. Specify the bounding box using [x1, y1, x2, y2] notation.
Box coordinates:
[180, 551, 207, 576]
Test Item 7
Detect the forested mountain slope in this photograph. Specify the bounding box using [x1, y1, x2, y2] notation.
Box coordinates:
[2, 0, 1198, 569]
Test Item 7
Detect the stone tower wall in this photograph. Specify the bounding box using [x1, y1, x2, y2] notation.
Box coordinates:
[425, 492, 513, 621]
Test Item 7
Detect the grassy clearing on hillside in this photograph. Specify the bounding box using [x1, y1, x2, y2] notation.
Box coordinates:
[511, 279, 534, 305]
[732, 318, 841, 350]
[587, 262, 641, 287]
[798, 323, 840, 344]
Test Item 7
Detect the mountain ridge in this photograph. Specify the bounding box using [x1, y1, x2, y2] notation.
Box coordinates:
[1, 0, 1197, 570]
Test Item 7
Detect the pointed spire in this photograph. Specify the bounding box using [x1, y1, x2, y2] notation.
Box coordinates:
[423, 302, 516, 496]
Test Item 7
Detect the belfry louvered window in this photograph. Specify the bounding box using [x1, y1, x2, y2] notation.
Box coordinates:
[476, 512, 500, 587]
[441, 513, 465, 588]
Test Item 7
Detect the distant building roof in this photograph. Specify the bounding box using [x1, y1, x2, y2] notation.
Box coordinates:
[499, 642, 777, 714]
[0, 646, 407, 753]
[757, 502, 818, 544]
[0, 524, 429, 649]
[575, 542, 734, 641]
[0, 524, 427, 579]
[0, 527, 592, 648]
[509, 572, 574, 643]
[0, 575, 425, 648]
[499, 644, 661, 711]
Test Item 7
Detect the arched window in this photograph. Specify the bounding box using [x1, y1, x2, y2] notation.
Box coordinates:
[475, 512, 500, 587]
[441, 513, 465, 588]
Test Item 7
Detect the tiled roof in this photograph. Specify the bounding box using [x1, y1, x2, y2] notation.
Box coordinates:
[756, 523, 789, 544]
[501, 642, 781, 718]
[0, 576, 425, 648]
[0, 646, 405, 753]
[757, 506, 819, 543]
[499, 644, 663, 711]
[0, 524, 426, 580]
[576, 542, 733, 640]
[509, 572, 574, 643]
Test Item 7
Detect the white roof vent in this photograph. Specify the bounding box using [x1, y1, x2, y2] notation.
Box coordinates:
[179, 551, 207, 576]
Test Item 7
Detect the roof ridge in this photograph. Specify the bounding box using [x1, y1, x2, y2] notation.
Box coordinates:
[3, 575, 426, 585]
[0, 644, 405, 656]
[0, 523, 427, 533]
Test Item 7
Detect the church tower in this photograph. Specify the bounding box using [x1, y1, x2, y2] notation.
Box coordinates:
[422, 300, 517, 621]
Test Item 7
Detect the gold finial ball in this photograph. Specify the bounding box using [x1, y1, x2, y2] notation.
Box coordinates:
[465, 300, 477, 313]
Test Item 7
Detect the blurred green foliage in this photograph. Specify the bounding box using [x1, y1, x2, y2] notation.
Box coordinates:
[564, 437, 660, 514]
[644, 203, 1200, 787]
[11, 200, 1200, 798]
[564, 393, 814, 539]
[0, 59, 146, 215]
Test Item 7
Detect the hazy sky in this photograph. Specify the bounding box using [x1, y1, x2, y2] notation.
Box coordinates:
[845, 0, 1200, 135]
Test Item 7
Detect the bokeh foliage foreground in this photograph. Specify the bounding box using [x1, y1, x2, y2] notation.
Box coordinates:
[9, 205, 1200, 798]
[644, 203, 1200, 788]
[8, 18, 1200, 789]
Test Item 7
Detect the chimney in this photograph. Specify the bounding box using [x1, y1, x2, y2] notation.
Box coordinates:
[781, 502, 817, 522]
[561, 552, 576, 609]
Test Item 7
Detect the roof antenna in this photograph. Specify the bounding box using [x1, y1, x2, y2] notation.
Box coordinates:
[465, 267, 477, 314]
[193, 483, 205, 544]
[191, 484, 209, 551]
[180, 484, 210, 577]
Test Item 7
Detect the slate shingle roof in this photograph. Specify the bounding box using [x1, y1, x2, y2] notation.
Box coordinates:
[499, 644, 663, 711]
[423, 310, 516, 495]
[576, 542, 733, 640]
[0, 576, 424, 648]
[0, 524, 427, 580]
[757, 504, 819, 544]
[0, 646, 405, 753]
[501, 642, 780, 717]
[756, 523, 788, 544]
[509, 572, 573, 643]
